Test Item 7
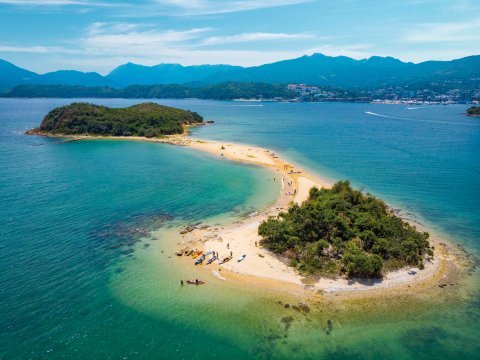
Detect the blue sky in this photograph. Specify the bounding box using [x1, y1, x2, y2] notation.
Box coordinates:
[0, 0, 479, 75]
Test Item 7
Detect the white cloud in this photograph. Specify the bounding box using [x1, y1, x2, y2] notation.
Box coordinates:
[151, 0, 315, 16]
[402, 19, 480, 43]
[87, 22, 146, 36]
[0, 21, 376, 72]
[200, 32, 315, 45]
[82, 26, 213, 49]
[0, 0, 113, 5]
[0, 45, 63, 53]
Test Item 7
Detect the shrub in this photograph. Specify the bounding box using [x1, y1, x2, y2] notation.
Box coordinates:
[144, 128, 158, 138]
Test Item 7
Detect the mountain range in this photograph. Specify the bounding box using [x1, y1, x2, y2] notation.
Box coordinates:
[1, 54, 479, 92]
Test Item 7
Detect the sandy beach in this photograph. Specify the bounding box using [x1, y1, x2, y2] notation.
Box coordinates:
[39, 132, 465, 300]
[146, 135, 464, 300]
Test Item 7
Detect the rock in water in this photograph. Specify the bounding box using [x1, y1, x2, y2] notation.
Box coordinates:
[115, 268, 124, 273]
[284, 304, 290, 308]
[281, 316, 294, 323]
[298, 303, 310, 313]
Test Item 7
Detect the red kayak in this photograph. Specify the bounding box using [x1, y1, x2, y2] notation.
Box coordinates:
[186, 280, 205, 284]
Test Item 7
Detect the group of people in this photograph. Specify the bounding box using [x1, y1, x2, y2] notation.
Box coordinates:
[180, 248, 233, 285]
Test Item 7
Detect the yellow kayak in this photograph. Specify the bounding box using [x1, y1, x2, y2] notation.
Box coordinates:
[192, 251, 202, 259]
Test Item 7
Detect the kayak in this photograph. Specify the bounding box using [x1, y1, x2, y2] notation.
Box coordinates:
[192, 251, 202, 259]
[205, 251, 213, 256]
[220, 255, 232, 264]
[238, 254, 246, 262]
[207, 256, 217, 264]
[186, 280, 205, 284]
[195, 255, 205, 265]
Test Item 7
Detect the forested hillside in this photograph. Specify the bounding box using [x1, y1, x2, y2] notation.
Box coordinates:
[258, 181, 432, 276]
[1, 82, 296, 100]
[26, 102, 203, 137]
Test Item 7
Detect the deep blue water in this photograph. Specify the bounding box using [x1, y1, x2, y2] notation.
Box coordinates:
[0, 98, 479, 359]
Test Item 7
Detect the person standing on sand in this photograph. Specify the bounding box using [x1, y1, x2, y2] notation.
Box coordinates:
[181, 279, 183, 285]
[255, 241, 257, 247]
[227, 243, 229, 249]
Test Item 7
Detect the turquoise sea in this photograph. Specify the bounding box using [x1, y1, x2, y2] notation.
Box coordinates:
[1, 98, 479, 359]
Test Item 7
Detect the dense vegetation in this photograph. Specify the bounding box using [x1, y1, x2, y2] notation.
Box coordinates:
[27, 102, 203, 136]
[1, 81, 296, 100]
[467, 106, 480, 116]
[258, 181, 432, 277]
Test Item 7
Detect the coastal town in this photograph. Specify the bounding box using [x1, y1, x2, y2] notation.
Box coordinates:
[281, 82, 480, 104]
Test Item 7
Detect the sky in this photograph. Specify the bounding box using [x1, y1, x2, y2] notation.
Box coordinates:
[0, 0, 479, 75]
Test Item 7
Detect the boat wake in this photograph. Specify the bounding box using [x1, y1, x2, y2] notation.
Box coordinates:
[365, 111, 394, 118]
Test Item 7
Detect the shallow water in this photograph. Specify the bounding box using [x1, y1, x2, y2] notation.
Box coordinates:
[0, 99, 479, 359]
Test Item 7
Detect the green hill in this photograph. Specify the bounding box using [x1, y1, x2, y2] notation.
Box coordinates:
[258, 181, 432, 276]
[467, 106, 480, 116]
[1, 82, 296, 100]
[26, 102, 203, 137]
[199, 53, 480, 90]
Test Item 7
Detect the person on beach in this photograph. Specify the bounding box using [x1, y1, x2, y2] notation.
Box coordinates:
[255, 241, 257, 247]
[181, 279, 184, 285]
[227, 243, 229, 249]
[195, 279, 198, 284]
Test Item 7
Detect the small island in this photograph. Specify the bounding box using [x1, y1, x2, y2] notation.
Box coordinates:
[259, 180, 432, 276]
[26, 102, 204, 137]
[24, 102, 446, 291]
[467, 106, 480, 117]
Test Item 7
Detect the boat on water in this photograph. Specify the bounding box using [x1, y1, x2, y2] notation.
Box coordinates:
[206, 256, 217, 264]
[195, 255, 205, 265]
[192, 251, 202, 259]
[238, 254, 246, 262]
[186, 280, 205, 284]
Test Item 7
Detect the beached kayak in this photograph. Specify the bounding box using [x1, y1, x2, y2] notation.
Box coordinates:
[220, 255, 232, 264]
[205, 251, 213, 256]
[207, 256, 217, 264]
[192, 251, 202, 259]
[238, 254, 246, 262]
[195, 255, 205, 265]
[186, 280, 205, 284]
